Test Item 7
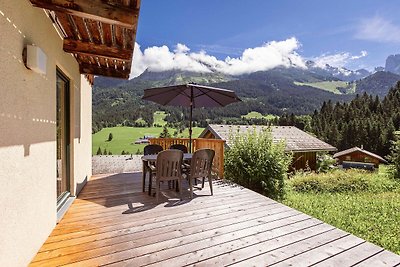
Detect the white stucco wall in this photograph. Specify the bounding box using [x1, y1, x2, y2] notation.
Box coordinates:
[0, 1, 92, 266]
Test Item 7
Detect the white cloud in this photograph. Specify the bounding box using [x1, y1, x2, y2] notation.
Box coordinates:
[130, 38, 367, 78]
[130, 38, 306, 78]
[355, 16, 400, 43]
[312, 50, 368, 68]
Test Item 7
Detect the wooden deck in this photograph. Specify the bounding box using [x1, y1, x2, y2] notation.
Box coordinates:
[30, 173, 400, 266]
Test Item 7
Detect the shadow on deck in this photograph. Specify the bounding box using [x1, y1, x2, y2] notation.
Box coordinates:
[30, 172, 400, 266]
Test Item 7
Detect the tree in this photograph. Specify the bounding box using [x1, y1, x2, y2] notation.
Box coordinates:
[96, 147, 102, 155]
[159, 125, 171, 138]
[388, 135, 400, 179]
[108, 132, 113, 142]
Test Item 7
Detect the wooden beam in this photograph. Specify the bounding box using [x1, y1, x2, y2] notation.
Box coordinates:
[29, 0, 139, 29]
[63, 38, 132, 60]
[79, 63, 130, 79]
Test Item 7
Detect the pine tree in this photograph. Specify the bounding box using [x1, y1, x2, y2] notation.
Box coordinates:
[159, 125, 171, 138]
[96, 147, 102, 155]
[108, 132, 113, 141]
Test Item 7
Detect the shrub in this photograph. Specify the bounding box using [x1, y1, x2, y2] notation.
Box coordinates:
[224, 128, 292, 199]
[316, 153, 336, 173]
[388, 139, 400, 179]
[288, 169, 399, 193]
[96, 147, 102, 155]
[107, 133, 113, 141]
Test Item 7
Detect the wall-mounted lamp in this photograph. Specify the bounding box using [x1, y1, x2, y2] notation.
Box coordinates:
[23, 45, 47, 75]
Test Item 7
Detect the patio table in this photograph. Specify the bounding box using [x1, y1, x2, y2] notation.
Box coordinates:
[141, 153, 192, 195]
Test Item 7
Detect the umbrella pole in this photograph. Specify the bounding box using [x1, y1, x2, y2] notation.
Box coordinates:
[189, 86, 193, 153]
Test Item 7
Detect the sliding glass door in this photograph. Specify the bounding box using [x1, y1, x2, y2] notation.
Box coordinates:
[56, 69, 70, 208]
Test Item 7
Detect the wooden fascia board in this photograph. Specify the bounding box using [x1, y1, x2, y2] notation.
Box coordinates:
[79, 63, 130, 79]
[63, 38, 132, 60]
[29, 0, 139, 29]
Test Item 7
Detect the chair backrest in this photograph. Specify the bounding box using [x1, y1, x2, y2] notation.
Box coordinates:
[190, 149, 215, 180]
[144, 144, 163, 155]
[169, 144, 188, 153]
[156, 149, 183, 181]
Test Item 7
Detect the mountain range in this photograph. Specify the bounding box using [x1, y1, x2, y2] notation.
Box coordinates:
[92, 54, 400, 129]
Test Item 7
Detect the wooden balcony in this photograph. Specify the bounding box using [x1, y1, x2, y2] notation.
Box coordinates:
[149, 138, 225, 178]
[30, 172, 400, 266]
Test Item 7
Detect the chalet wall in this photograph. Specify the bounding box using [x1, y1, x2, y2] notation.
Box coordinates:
[336, 151, 380, 167]
[292, 152, 317, 171]
[0, 1, 92, 266]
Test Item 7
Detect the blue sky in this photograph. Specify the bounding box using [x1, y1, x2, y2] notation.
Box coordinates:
[131, 0, 400, 77]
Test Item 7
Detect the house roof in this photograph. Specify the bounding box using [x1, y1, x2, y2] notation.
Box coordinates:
[333, 147, 388, 163]
[29, 0, 141, 80]
[199, 124, 337, 152]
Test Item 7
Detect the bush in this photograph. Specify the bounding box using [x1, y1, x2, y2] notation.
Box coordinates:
[224, 128, 292, 199]
[288, 169, 399, 193]
[388, 139, 400, 179]
[316, 153, 336, 173]
[107, 133, 113, 142]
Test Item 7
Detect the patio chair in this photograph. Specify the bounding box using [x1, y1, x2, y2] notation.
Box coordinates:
[144, 144, 163, 155]
[152, 149, 184, 202]
[143, 144, 163, 193]
[186, 149, 215, 198]
[169, 144, 188, 153]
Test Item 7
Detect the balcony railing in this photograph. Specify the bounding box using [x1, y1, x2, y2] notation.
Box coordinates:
[149, 138, 225, 178]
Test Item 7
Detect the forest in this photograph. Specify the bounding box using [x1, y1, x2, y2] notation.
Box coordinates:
[311, 82, 400, 156]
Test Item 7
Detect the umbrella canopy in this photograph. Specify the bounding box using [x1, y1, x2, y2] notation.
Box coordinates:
[142, 83, 241, 151]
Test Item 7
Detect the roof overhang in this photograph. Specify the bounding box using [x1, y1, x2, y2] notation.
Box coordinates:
[29, 0, 140, 80]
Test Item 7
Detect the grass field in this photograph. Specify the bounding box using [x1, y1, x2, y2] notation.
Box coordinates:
[294, 81, 354, 94]
[242, 111, 277, 120]
[283, 168, 400, 254]
[92, 126, 204, 155]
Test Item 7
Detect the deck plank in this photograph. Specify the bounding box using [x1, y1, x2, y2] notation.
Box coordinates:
[29, 173, 400, 266]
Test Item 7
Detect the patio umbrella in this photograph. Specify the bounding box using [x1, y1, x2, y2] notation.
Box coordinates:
[142, 83, 241, 151]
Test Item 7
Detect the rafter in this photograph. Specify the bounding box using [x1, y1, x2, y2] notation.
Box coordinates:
[63, 38, 132, 60]
[79, 63, 130, 79]
[29, 0, 139, 29]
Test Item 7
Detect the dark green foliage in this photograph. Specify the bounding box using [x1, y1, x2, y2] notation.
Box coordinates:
[107, 133, 113, 141]
[224, 128, 292, 199]
[159, 125, 171, 138]
[108, 151, 112, 155]
[388, 138, 400, 179]
[312, 83, 400, 157]
[103, 148, 107, 155]
[96, 147, 102, 155]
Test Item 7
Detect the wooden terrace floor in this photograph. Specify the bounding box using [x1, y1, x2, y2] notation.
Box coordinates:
[30, 173, 400, 266]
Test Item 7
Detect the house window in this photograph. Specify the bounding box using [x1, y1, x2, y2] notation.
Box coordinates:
[345, 156, 351, 161]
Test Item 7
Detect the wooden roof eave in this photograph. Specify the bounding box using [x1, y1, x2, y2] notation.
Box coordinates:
[29, 0, 140, 79]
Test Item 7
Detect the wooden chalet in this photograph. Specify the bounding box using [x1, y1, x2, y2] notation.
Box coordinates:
[333, 147, 388, 169]
[199, 124, 337, 171]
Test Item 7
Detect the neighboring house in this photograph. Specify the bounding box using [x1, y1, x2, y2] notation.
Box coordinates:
[0, 1, 140, 266]
[199, 124, 337, 170]
[333, 147, 387, 169]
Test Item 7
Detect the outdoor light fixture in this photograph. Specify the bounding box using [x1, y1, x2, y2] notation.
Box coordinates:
[23, 45, 47, 75]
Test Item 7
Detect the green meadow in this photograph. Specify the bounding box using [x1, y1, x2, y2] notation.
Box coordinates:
[284, 167, 400, 254]
[92, 126, 204, 155]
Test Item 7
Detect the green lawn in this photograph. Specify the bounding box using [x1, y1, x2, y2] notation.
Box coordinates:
[294, 81, 353, 94]
[153, 111, 167, 126]
[92, 126, 204, 155]
[283, 168, 400, 254]
[242, 111, 277, 120]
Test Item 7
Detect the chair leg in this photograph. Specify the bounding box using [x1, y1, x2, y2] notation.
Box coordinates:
[148, 172, 153, 196]
[189, 176, 193, 199]
[202, 177, 205, 188]
[156, 181, 160, 203]
[208, 176, 213, 196]
[179, 178, 183, 200]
